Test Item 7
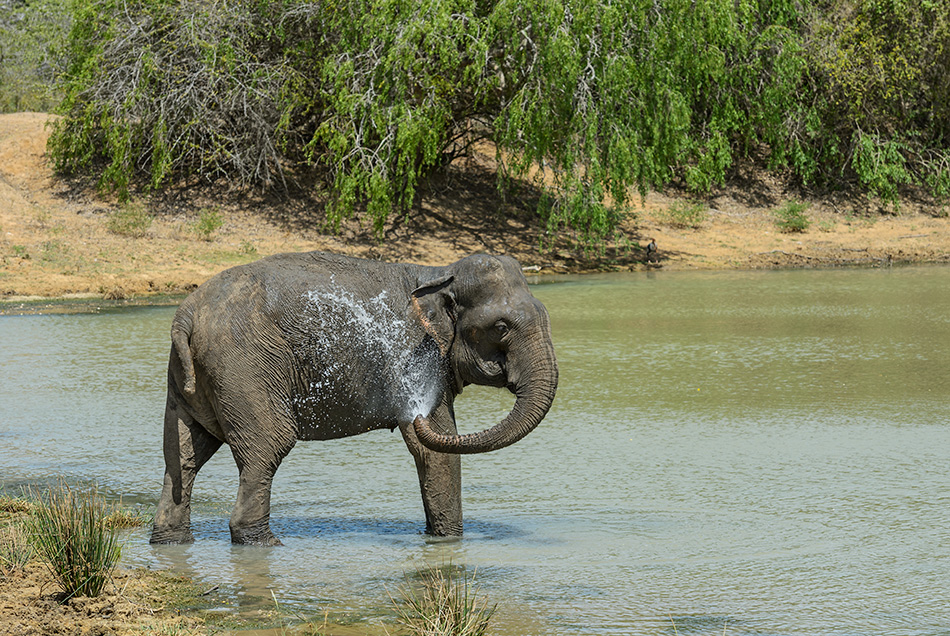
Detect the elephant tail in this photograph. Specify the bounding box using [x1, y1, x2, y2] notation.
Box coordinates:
[171, 303, 197, 395]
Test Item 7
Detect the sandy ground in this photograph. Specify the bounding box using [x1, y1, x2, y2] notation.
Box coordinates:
[2, 112, 948, 305]
[0, 558, 211, 636]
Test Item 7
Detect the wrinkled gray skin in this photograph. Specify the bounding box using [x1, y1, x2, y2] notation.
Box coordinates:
[150, 251, 558, 546]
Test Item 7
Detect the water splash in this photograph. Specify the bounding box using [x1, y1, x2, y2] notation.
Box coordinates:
[296, 283, 444, 425]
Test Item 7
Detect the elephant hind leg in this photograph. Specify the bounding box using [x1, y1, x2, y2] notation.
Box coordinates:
[151, 396, 223, 544]
[228, 436, 295, 546]
[224, 400, 297, 546]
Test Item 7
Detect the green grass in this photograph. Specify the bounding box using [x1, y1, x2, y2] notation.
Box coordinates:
[390, 564, 497, 636]
[25, 483, 121, 600]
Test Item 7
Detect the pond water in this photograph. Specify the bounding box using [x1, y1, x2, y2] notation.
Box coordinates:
[2, 266, 950, 635]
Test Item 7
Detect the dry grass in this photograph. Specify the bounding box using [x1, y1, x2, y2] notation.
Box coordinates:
[389, 564, 497, 636]
[0, 496, 34, 514]
[0, 521, 32, 576]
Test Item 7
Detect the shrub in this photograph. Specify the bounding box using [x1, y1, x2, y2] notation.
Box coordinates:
[46, 0, 816, 245]
[774, 201, 811, 233]
[44, 0, 950, 243]
[391, 565, 496, 636]
[26, 483, 121, 600]
[661, 200, 708, 229]
[191, 207, 224, 241]
[106, 204, 152, 238]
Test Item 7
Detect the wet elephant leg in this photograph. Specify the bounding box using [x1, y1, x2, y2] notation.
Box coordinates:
[228, 454, 292, 546]
[400, 400, 463, 536]
[151, 395, 223, 543]
[226, 411, 296, 546]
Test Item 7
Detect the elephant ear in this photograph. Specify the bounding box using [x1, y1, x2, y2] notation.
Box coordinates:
[410, 274, 456, 356]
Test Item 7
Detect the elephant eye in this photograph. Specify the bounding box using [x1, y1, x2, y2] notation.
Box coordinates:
[494, 321, 509, 336]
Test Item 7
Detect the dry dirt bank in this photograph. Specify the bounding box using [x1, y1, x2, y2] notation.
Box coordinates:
[2, 111, 949, 304]
[0, 558, 213, 636]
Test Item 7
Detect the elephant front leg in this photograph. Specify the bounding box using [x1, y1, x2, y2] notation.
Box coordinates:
[151, 398, 222, 544]
[400, 402, 463, 536]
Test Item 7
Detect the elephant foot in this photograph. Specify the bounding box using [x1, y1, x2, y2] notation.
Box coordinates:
[149, 524, 195, 544]
[230, 520, 283, 546]
[426, 520, 463, 537]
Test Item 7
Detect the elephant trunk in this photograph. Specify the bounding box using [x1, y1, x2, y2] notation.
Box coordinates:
[413, 330, 558, 454]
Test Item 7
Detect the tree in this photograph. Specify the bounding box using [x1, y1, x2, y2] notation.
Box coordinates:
[47, 0, 950, 244]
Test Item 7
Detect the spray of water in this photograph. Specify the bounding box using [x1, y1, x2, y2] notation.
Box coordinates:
[296, 282, 444, 425]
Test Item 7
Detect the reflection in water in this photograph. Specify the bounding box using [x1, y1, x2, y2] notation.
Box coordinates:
[2, 267, 950, 635]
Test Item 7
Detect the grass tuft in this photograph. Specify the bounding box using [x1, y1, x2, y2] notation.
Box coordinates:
[390, 564, 496, 636]
[103, 508, 151, 529]
[660, 200, 708, 229]
[25, 483, 121, 600]
[0, 522, 32, 576]
[0, 496, 34, 514]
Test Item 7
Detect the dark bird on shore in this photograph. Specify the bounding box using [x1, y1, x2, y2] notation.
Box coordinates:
[645, 238, 659, 263]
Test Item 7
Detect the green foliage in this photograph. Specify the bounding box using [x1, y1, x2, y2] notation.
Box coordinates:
[774, 200, 811, 233]
[191, 207, 224, 241]
[306, 0, 490, 234]
[851, 130, 911, 209]
[106, 203, 152, 237]
[391, 565, 496, 636]
[43, 0, 950, 245]
[0, 0, 71, 112]
[809, 0, 950, 202]
[25, 483, 121, 600]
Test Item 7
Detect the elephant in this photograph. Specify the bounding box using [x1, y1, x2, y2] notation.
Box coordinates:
[150, 251, 558, 545]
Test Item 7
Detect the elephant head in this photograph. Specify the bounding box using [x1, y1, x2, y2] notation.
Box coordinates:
[410, 254, 558, 454]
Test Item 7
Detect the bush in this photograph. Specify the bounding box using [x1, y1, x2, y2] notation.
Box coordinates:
[391, 565, 496, 636]
[106, 204, 152, 237]
[46, 0, 817, 244]
[191, 207, 224, 241]
[660, 200, 708, 229]
[807, 0, 950, 204]
[774, 201, 811, 233]
[26, 483, 121, 600]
